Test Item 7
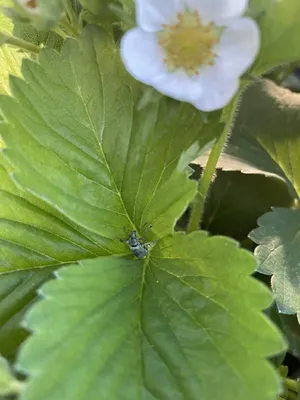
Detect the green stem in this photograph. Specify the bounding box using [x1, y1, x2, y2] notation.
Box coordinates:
[60, 17, 80, 38]
[0, 33, 40, 54]
[187, 128, 227, 232]
[187, 96, 240, 233]
[187, 123, 231, 233]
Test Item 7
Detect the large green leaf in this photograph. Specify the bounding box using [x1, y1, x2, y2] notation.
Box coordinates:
[0, 145, 105, 354]
[18, 232, 285, 400]
[232, 79, 300, 197]
[250, 208, 300, 319]
[251, 0, 300, 75]
[0, 153, 114, 272]
[0, 25, 218, 272]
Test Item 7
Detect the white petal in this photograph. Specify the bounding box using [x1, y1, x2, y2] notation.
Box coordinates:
[192, 71, 239, 111]
[136, 0, 182, 32]
[151, 71, 204, 102]
[213, 17, 260, 78]
[121, 28, 165, 85]
[185, 0, 248, 24]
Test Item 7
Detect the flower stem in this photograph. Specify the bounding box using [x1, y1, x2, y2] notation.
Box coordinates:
[0, 32, 40, 54]
[187, 100, 238, 233]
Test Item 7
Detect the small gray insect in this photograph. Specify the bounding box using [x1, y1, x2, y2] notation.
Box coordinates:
[121, 227, 157, 259]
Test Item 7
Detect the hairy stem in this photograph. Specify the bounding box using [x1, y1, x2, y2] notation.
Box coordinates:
[0, 33, 40, 53]
[187, 128, 227, 232]
[187, 99, 238, 233]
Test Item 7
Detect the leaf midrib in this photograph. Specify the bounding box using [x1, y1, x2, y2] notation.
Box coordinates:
[82, 39, 135, 230]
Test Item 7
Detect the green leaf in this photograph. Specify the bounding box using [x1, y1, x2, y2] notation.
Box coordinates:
[268, 304, 300, 359]
[0, 137, 105, 353]
[231, 79, 300, 197]
[0, 25, 218, 271]
[79, 0, 132, 17]
[0, 0, 14, 35]
[250, 208, 300, 319]
[13, 23, 64, 51]
[18, 232, 285, 400]
[252, 0, 300, 75]
[225, 134, 289, 186]
[0, 267, 56, 360]
[0, 355, 22, 396]
[0, 0, 26, 96]
[196, 151, 284, 180]
[200, 170, 292, 242]
[79, 0, 122, 22]
[0, 44, 25, 96]
[0, 152, 113, 272]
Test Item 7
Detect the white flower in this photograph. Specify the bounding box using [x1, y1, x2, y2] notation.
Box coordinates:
[16, 0, 40, 15]
[121, 0, 260, 111]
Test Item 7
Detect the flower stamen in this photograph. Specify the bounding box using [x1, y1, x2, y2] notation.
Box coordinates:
[157, 10, 221, 76]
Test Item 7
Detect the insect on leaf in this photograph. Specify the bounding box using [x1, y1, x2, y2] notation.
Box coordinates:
[18, 232, 286, 400]
[0, 25, 219, 268]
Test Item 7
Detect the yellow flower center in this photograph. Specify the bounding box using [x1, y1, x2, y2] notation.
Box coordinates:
[157, 10, 221, 76]
[25, 0, 37, 8]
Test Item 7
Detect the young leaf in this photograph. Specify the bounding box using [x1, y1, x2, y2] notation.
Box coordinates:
[250, 208, 300, 320]
[0, 267, 57, 360]
[0, 355, 22, 396]
[18, 232, 285, 400]
[252, 0, 300, 75]
[0, 26, 219, 256]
